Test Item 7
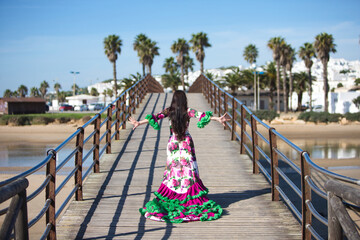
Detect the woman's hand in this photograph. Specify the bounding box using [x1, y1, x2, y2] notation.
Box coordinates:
[218, 113, 231, 126]
[128, 117, 140, 130]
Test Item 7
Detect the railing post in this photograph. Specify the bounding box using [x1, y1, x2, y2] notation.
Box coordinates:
[46, 149, 56, 240]
[231, 97, 236, 141]
[240, 105, 246, 154]
[93, 114, 100, 173]
[269, 128, 279, 201]
[122, 94, 127, 129]
[207, 80, 210, 103]
[115, 98, 121, 140]
[75, 127, 84, 201]
[132, 88, 136, 114]
[136, 83, 140, 108]
[251, 115, 259, 174]
[106, 105, 112, 154]
[214, 85, 217, 114]
[218, 88, 221, 116]
[300, 151, 312, 240]
[327, 192, 342, 240]
[15, 187, 29, 240]
[224, 94, 228, 130]
[210, 83, 213, 108]
[202, 76, 205, 96]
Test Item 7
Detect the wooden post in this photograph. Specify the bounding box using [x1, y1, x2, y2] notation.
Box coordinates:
[224, 94, 228, 130]
[202, 75, 205, 96]
[93, 114, 100, 173]
[240, 105, 246, 154]
[328, 192, 342, 240]
[15, 188, 29, 240]
[46, 149, 56, 240]
[210, 83, 213, 108]
[251, 115, 259, 174]
[106, 105, 112, 154]
[122, 94, 127, 129]
[214, 85, 217, 114]
[269, 128, 279, 201]
[75, 127, 84, 201]
[231, 97, 236, 141]
[132, 89, 136, 114]
[115, 99, 120, 140]
[300, 151, 311, 240]
[218, 88, 221, 116]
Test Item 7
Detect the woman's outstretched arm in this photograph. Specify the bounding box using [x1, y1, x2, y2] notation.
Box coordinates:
[210, 113, 231, 127]
[128, 117, 148, 130]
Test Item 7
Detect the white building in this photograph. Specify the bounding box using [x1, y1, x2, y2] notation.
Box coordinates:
[65, 94, 99, 107]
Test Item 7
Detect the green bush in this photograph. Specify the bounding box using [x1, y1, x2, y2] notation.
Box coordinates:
[0, 116, 8, 125]
[298, 112, 343, 123]
[31, 117, 54, 125]
[253, 110, 279, 121]
[344, 112, 360, 122]
[8, 116, 31, 126]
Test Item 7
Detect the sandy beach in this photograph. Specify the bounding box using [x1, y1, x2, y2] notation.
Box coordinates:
[0, 123, 359, 238]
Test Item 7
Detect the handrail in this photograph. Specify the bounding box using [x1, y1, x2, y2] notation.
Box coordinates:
[200, 73, 360, 240]
[0, 74, 151, 239]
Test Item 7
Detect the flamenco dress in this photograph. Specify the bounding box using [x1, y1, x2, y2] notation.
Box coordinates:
[139, 108, 223, 223]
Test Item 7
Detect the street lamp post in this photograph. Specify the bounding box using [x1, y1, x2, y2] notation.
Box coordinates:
[70, 71, 80, 96]
[257, 71, 264, 110]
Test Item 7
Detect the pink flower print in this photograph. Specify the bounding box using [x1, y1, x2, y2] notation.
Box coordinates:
[171, 179, 179, 187]
[183, 179, 191, 187]
[185, 136, 191, 145]
[157, 113, 165, 119]
[176, 170, 182, 177]
[199, 112, 206, 121]
[188, 169, 192, 177]
[188, 109, 196, 117]
[181, 141, 191, 153]
[180, 158, 188, 166]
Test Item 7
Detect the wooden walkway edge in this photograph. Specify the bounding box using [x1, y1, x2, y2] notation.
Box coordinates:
[57, 93, 301, 239]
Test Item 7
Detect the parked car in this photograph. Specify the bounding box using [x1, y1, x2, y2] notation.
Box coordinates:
[88, 103, 104, 111]
[74, 104, 89, 111]
[59, 104, 73, 111]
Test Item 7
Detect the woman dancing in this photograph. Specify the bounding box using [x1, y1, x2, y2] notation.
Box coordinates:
[128, 90, 229, 223]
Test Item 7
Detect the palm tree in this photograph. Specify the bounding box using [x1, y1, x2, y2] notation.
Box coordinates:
[189, 32, 211, 74]
[279, 42, 289, 113]
[58, 91, 66, 103]
[106, 88, 113, 101]
[39, 80, 49, 99]
[222, 68, 248, 95]
[163, 57, 179, 75]
[263, 62, 277, 110]
[298, 43, 316, 111]
[102, 89, 107, 106]
[90, 88, 99, 96]
[161, 73, 182, 92]
[17, 85, 28, 97]
[130, 72, 142, 82]
[183, 55, 194, 84]
[286, 46, 296, 111]
[30, 87, 40, 97]
[133, 34, 148, 76]
[72, 84, 79, 95]
[171, 38, 190, 90]
[120, 77, 135, 92]
[3, 89, 12, 98]
[104, 34, 122, 98]
[268, 37, 285, 113]
[54, 82, 62, 100]
[141, 38, 160, 75]
[12, 91, 19, 98]
[243, 44, 259, 110]
[293, 72, 316, 111]
[314, 33, 336, 112]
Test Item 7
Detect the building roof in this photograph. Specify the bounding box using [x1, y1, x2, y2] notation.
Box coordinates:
[65, 94, 99, 100]
[0, 97, 46, 103]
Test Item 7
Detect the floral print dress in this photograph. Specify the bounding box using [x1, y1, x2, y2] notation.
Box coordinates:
[139, 108, 223, 223]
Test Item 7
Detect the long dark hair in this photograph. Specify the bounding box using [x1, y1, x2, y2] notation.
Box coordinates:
[169, 90, 189, 140]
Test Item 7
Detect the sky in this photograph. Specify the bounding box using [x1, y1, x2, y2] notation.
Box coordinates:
[0, 0, 359, 93]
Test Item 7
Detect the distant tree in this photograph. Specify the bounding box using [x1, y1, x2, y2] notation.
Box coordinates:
[243, 44, 258, 65]
[104, 34, 122, 98]
[293, 72, 308, 111]
[279, 42, 290, 113]
[161, 73, 182, 92]
[189, 32, 211, 74]
[222, 68, 249, 95]
[120, 77, 135, 92]
[286, 46, 296, 111]
[298, 42, 316, 111]
[355, 78, 360, 86]
[268, 37, 285, 113]
[30, 87, 40, 97]
[163, 57, 179, 75]
[90, 87, 99, 96]
[3, 89, 12, 98]
[12, 91, 19, 97]
[58, 91, 66, 103]
[183, 55, 194, 85]
[314, 32, 337, 112]
[72, 84, 79, 95]
[102, 89, 107, 105]
[54, 82, 62, 99]
[106, 88, 113, 101]
[337, 83, 344, 88]
[171, 38, 190, 90]
[17, 85, 28, 97]
[130, 72, 142, 82]
[353, 96, 360, 109]
[141, 38, 160, 75]
[263, 62, 277, 110]
[39, 80, 49, 99]
[339, 69, 351, 74]
[205, 71, 215, 81]
[133, 33, 149, 76]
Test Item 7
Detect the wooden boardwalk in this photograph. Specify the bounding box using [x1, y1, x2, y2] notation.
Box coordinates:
[57, 93, 301, 239]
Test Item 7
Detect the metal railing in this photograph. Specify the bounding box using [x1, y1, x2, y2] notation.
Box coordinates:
[0, 75, 151, 240]
[201, 74, 360, 240]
